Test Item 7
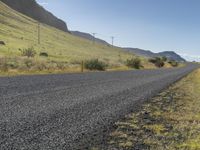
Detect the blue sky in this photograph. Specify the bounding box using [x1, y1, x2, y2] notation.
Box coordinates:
[36, 0, 200, 61]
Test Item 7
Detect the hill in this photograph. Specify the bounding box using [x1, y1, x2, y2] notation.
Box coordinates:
[0, 1, 141, 74]
[0, 0, 68, 32]
[158, 51, 186, 62]
[124, 48, 185, 62]
[71, 31, 110, 45]
[0, 1, 182, 75]
[123, 48, 157, 58]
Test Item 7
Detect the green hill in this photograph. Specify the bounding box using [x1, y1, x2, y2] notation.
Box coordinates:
[0, 2, 167, 75]
[0, 2, 132, 61]
[0, 0, 69, 32]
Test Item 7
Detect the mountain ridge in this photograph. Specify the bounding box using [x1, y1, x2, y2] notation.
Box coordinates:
[124, 48, 186, 62]
[0, 0, 69, 32]
[0, 0, 186, 62]
[71, 31, 110, 45]
[70, 32, 185, 62]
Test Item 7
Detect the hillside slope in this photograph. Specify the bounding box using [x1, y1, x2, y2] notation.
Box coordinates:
[0, 0, 68, 32]
[0, 1, 133, 65]
[123, 48, 156, 58]
[158, 51, 186, 62]
[124, 48, 185, 62]
[71, 31, 109, 45]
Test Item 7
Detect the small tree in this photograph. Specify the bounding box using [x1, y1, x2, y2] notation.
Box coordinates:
[21, 47, 36, 58]
[126, 58, 141, 69]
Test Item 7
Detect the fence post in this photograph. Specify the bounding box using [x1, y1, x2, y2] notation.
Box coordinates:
[81, 61, 84, 72]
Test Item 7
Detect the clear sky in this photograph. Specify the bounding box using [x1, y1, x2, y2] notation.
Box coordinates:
[36, 0, 200, 61]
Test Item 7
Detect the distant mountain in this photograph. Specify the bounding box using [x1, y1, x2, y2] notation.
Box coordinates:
[123, 48, 157, 58]
[1, 0, 69, 32]
[124, 48, 186, 62]
[158, 51, 186, 62]
[71, 31, 110, 45]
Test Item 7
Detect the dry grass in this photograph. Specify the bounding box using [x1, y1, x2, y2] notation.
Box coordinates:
[96, 69, 200, 150]
[0, 1, 133, 66]
[0, 1, 177, 75]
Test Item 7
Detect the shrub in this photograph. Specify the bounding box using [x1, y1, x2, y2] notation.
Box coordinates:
[56, 62, 66, 70]
[21, 47, 36, 58]
[0, 58, 8, 72]
[161, 56, 167, 62]
[168, 60, 178, 67]
[40, 52, 48, 57]
[126, 58, 141, 69]
[84, 59, 107, 71]
[149, 57, 165, 68]
[24, 59, 34, 68]
[0, 41, 5, 45]
[6, 61, 18, 69]
[36, 62, 47, 71]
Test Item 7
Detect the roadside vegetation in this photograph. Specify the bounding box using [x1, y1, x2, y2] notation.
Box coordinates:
[168, 60, 179, 67]
[148, 57, 165, 68]
[126, 57, 142, 69]
[0, 1, 131, 75]
[148, 57, 179, 68]
[84, 59, 108, 71]
[0, 1, 181, 75]
[93, 69, 200, 150]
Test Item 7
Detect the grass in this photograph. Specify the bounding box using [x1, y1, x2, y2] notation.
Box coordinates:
[0, 2, 176, 75]
[0, 2, 131, 70]
[93, 69, 200, 149]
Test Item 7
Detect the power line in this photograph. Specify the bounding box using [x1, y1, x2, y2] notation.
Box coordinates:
[111, 36, 114, 47]
[92, 33, 96, 44]
[90, 32, 117, 46]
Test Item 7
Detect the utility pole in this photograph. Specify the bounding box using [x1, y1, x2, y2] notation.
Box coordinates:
[92, 33, 96, 44]
[38, 22, 40, 44]
[111, 36, 114, 47]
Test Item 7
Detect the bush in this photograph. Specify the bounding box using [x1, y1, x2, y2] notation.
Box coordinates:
[6, 61, 18, 69]
[24, 59, 34, 68]
[21, 47, 36, 57]
[0, 41, 5, 45]
[126, 58, 141, 69]
[0, 58, 8, 72]
[168, 60, 178, 67]
[149, 57, 165, 68]
[161, 56, 167, 62]
[56, 62, 66, 70]
[84, 59, 107, 71]
[35, 62, 47, 71]
[40, 52, 48, 57]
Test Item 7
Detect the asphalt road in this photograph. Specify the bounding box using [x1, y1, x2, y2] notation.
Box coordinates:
[0, 64, 199, 150]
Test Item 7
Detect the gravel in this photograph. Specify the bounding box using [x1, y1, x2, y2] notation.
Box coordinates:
[0, 64, 199, 150]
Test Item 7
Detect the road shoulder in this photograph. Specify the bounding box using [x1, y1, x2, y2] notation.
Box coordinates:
[92, 68, 200, 150]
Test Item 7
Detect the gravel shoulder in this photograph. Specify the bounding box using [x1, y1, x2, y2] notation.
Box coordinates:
[99, 68, 200, 150]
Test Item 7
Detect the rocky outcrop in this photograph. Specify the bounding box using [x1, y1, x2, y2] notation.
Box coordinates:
[1, 0, 69, 32]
